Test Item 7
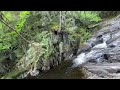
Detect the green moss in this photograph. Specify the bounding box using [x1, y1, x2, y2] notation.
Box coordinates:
[1, 69, 26, 79]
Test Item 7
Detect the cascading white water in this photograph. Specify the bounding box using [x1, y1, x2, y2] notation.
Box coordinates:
[72, 37, 108, 68]
[92, 38, 107, 49]
[72, 50, 96, 67]
[72, 53, 86, 67]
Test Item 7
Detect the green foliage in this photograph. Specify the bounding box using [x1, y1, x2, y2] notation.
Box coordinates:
[0, 11, 30, 51]
[50, 22, 59, 30]
[16, 11, 30, 32]
[64, 11, 101, 44]
[34, 31, 52, 60]
[72, 11, 101, 25]
[0, 11, 102, 79]
[0, 11, 101, 53]
[26, 11, 101, 58]
[2, 11, 12, 21]
[78, 28, 91, 44]
[79, 11, 101, 22]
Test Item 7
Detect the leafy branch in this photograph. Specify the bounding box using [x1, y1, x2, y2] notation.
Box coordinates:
[0, 12, 31, 44]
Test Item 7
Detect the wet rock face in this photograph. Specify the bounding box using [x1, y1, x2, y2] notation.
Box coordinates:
[75, 14, 120, 79]
[82, 15, 120, 78]
[84, 63, 120, 79]
[82, 15, 120, 63]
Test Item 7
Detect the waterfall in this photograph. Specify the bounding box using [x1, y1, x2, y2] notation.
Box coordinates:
[72, 37, 108, 67]
[72, 53, 86, 67]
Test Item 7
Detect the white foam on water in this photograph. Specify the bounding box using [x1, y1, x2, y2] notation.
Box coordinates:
[72, 53, 86, 67]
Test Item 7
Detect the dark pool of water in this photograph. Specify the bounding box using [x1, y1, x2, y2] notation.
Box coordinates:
[27, 60, 85, 79]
